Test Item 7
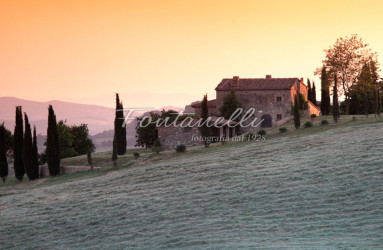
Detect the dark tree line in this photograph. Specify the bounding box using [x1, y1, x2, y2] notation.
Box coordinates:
[1, 104, 95, 182]
[320, 62, 381, 118]
[348, 63, 381, 117]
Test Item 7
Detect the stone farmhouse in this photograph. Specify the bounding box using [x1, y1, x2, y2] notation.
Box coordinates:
[158, 75, 320, 149]
[213, 75, 320, 133]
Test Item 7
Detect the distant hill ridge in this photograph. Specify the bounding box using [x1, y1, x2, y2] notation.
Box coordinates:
[0, 96, 184, 139]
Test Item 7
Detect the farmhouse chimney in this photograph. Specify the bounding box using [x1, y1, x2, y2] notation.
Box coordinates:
[232, 76, 240, 87]
[266, 75, 272, 79]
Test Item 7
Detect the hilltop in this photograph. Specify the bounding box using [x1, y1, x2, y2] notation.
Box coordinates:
[1, 115, 382, 248]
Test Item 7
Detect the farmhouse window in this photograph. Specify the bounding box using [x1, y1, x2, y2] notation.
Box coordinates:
[277, 114, 282, 120]
[277, 96, 282, 102]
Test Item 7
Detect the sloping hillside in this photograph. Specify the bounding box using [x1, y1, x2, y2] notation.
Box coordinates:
[0, 118, 382, 248]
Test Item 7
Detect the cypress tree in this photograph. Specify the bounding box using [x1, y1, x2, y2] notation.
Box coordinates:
[23, 113, 35, 180]
[307, 79, 313, 103]
[115, 93, 127, 155]
[333, 75, 340, 123]
[32, 126, 40, 179]
[294, 95, 300, 129]
[14, 106, 24, 181]
[120, 101, 127, 154]
[312, 81, 317, 106]
[112, 133, 117, 167]
[47, 105, 60, 176]
[320, 67, 330, 115]
[0, 123, 9, 182]
[200, 94, 210, 147]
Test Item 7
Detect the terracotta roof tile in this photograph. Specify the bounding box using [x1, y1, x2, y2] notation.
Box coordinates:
[215, 78, 299, 91]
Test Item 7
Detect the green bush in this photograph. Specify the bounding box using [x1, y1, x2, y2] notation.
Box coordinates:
[279, 127, 287, 133]
[246, 132, 255, 141]
[321, 120, 329, 125]
[133, 152, 140, 158]
[175, 144, 186, 153]
[151, 139, 161, 154]
[311, 114, 317, 118]
[304, 121, 313, 128]
[257, 129, 266, 136]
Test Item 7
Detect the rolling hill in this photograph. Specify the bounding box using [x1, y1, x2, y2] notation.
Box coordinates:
[1, 116, 382, 248]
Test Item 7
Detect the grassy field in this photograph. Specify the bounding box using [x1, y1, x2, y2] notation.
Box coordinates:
[1, 115, 383, 249]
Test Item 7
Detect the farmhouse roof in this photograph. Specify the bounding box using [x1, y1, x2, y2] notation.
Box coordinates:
[215, 76, 300, 91]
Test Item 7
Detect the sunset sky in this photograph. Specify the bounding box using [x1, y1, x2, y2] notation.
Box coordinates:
[1, 0, 383, 108]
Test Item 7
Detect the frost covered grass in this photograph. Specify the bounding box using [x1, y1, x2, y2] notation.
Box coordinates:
[1, 116, 383, 249]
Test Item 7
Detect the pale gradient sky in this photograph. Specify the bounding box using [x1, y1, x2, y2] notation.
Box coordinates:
[1, 0, 383, 108]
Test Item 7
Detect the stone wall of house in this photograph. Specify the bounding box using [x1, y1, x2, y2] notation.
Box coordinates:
[308, 101, 320, 116]
[39, 165, 96, 177]
[216, 89, 293, 133]
[157, 125, 203, 150]
[215, 80, 318, 133]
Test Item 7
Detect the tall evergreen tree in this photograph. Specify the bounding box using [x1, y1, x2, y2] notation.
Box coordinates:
[112, 133, 117, 167]
[320, 67, 331, 115]
[14, 106, 24, 181]
[47, 105, 60, 176]
[307, 79, 313, 103]
[312, 81, 317, 106]
[114, 93, 127, 155]
[200, 94, 211, 147]
[332, 75, 340, 123]
[294, 95, 300, 129]
[0, 123, 9, 182]
[32, 126, 40, 179]
[23, 113, 36, 180]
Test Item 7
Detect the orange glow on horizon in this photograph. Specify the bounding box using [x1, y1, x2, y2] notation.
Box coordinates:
[1, 0, 383, 108]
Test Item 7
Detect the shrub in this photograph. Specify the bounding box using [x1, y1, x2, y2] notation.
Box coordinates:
[175, 144, 186, 153]
[304, 121, 313, 128]
[321, 120, 329, 125]
[257, 129, 266, 136]
[246, 132, 255, 141]
[352, 116, 357, 121]
[311, 114, 317, 118]
[151, 139, 161, 154]
[133, 152, 140, 158]
[279, 127, 287, 133]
